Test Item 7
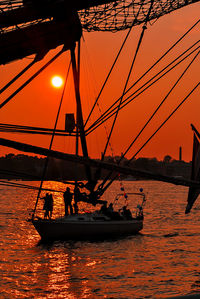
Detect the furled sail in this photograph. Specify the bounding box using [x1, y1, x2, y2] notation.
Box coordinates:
[185, 124, 200, 214]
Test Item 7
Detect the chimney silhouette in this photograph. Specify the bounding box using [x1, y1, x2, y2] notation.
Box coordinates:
[179, 146, 182, 161]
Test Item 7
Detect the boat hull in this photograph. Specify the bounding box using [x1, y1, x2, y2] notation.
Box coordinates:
[32, 217, 143, 241]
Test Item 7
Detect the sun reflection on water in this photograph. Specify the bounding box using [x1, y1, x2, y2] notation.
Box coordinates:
[0, 180, 200, 298]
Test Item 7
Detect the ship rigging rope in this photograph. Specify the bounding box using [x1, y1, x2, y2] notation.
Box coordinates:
[84, 2, 143, 127]
[95, 20, 200, 192]
[0, 59, 36, 94]
[84, 26, 132, 127]
[130, 59, 200, 161]
[91, 0, 150, 184]
[99, 79, 200, 194]
[101, 0, 151, 160]
[86, 40, 200, 135]
[0, 180, 65, 193]
[33, 58, 71, 217]
[85, 18, 200, 133]
[124, 49, 200, 160]
[97, 48, 200, 191]
[0, 48, 65, 109]
[0, 123, 76, 136]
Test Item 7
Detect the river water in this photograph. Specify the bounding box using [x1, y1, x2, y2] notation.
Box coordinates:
[0, 180, 200, 298]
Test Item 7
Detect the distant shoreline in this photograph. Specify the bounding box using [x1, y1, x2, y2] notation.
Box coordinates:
[0, 154, 191, 181]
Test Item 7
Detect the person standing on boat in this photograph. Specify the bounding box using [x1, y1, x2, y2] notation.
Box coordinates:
[42, 193, 51, 219]
[73, 185, 80, 214]
[121, 206, 132, 220]
[99, 202, 108, 214]
[107, 203, 114, 217]
[49, 194, 53, 219]
[63, 187, 73, 216]
[136, 204, 143, 220]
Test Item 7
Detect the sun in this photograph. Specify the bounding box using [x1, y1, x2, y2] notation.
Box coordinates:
[51, 75, 63, 88]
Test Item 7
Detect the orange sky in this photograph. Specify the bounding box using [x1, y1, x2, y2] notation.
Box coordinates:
[0, 2, 199, 162]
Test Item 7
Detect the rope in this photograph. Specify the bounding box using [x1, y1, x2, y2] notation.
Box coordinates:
[0, 48, 65, 109]
[86, 42, 200, 135]
[94, 0, 155, 200]
[117, 48, 200, 165]
[131, 79, 200, 160]
[101, 1, 147, 160]
[90, 1, 144, 188]
[100, 78, 200, 194]
[0, 59, 36, 94]
[0, 123, 76, 136]
[84, 24, 134, 127]
[0, 180, 64, 193]
[126, 50, 200, 161]
[86, 19, 200, 133]
[98, 49, 200, 193]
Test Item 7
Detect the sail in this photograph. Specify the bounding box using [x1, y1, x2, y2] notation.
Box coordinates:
[185, 131, 200, 214]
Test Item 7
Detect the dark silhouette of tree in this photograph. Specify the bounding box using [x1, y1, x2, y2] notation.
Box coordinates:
[163, 155, 172, 163]
[0, 153, 191, 180]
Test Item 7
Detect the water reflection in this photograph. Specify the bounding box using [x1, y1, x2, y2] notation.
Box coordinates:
[0, 181, 200, 298]
[31, 242, 97, 298]
[29, 234, 145, 298]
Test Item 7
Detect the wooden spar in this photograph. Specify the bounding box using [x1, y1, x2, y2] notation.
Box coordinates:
[0, 136, 198, 189]
[75, 40, 81, 189]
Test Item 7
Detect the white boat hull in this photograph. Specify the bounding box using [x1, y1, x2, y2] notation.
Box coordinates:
[32, 215, 143, 240]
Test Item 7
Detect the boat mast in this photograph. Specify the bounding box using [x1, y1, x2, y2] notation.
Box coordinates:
[75, 40, 80, 187]
[75, 40, 81, 157]
[70, 44, 92, 186]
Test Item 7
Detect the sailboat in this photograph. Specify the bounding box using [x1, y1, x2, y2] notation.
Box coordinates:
[32, 193, 146, 240]
[0, 0, 199, 240]
[29, 38, 147, 239]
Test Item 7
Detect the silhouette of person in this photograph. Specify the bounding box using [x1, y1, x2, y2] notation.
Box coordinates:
[42, 193, 52, 219]
[49, 194, 53, 219]
[74, 186, 81, 214]
[107, 203, 114, 213]
[63, 187, 73, 216]
[99, 202, 108, 214]
[121, 206, 132, 220]
[136, 205, 144, 220]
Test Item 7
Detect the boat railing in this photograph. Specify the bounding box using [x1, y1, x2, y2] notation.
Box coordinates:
[115, 192, 146, 201]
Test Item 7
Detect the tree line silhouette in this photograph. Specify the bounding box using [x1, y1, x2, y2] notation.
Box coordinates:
[0, 153, 191, 180]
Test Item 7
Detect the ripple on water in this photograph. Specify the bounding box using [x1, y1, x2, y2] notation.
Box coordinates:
[0, 180, 200, 299]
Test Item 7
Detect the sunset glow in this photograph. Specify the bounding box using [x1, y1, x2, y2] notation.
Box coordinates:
[51, 76, 63, 88]
[0, 3, 199, 161]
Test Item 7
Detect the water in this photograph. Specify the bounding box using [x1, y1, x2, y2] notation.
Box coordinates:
[0, 180, 200, 298]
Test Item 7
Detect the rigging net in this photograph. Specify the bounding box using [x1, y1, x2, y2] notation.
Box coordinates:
[79, 0, 199, 32]
[0, 0, 199, 34]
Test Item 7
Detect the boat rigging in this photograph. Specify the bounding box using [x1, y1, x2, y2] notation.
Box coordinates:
[0, 0, 199, 239]
[0, 0, 199, 64]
